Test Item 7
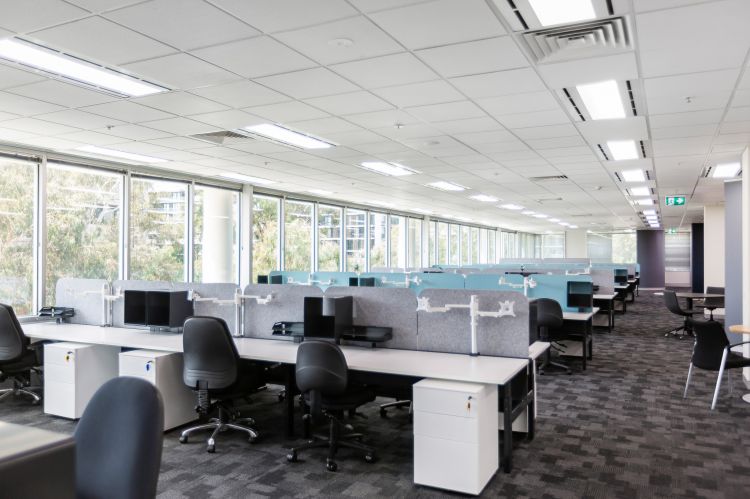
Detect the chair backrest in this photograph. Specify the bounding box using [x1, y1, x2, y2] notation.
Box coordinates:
[74, 377, 164, 499]
[536, 298, 563, 329]
[182, 316, 239, 391]
[688, 318, 730, 370]
[0, 303, 29, 362]
[703, 286, 725, 308]
[663, 290, 685, 315]
[296, 340, 348, 416]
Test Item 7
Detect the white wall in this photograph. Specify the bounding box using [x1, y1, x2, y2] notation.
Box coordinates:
[565, 229, 587, 258]
[703, 204, 725, 289]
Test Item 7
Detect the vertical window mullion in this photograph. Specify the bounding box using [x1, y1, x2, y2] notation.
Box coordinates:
[33, 156, 47, 310]
[185, 182, 194, 282]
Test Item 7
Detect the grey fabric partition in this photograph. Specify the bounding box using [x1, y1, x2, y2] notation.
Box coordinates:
[325, 287, 417, 350]
[172, 282, 238, 332]
[242, 284, 323, 338]
[417, 289, 529, 358]
[55, 278, 110, 325]
[590, 269, 615, 293]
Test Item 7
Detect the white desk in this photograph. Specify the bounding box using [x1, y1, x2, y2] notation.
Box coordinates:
[25, 322, 533, 474]
[560, 308, 598, 370]
[593, 293, 616, 333]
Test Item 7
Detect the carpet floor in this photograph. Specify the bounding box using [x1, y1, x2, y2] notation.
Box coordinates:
[2, 290, 749, 498]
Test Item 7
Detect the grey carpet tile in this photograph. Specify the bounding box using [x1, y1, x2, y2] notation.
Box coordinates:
[2, 290, 750, 498]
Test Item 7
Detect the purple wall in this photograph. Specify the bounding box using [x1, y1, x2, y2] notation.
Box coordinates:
[637, 230, 665, 288]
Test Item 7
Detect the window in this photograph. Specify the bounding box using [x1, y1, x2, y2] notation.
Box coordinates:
[345, 209, 366, 271]
[665, 232, 690, 271]
[438, 222, 448, 264]
[318, 205, 342, 271]
[369, 212, 387, 269]
[390, 215, 406, 268]
[252, 195, 280, 282]
[488, 230, 496, 263]
[479, 229, 488, 264]
[519, 232, 537, 258]
[193, 185, 239, 283]
[428, 221, 436, 266]
[130, 177, 187, 282]
[0, 158, 35, 315]
[542, 233, 565, 258]
[46, 164, 121, 303]
[460, 226, 471, 265]
[449, 224, 459, 265]
[407, 218, 422, 268]
[501, 231, 518, 259]
[612, 232, 636, 263]
[471, 227, 479, 264]
[284, 200, 313, 271]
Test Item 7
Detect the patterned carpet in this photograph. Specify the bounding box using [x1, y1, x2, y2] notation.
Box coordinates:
[2, 291, 750, 498]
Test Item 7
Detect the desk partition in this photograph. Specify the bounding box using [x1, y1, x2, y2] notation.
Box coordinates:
[242, 284, 323, 339]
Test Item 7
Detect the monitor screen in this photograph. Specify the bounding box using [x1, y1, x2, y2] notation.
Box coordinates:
[257, 275, 269, 284]
[614, 274, 628, 284]
[303, 297, 335, 340]
[123, 290, 147, 325]
[567, 281, 593, 310]
[359, 277, 375, 287]
[348, 277, 359, 287]
[270, 274, 283, 284]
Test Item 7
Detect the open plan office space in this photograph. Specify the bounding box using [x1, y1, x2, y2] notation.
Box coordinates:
[1, 0, 750, 498]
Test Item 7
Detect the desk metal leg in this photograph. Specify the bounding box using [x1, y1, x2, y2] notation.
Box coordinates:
[587, 321, 593, 360]
[609, 305, 614, 333]
[502, 382, 513, 473]
[526, 361, 535, 442]
[284, 364, 295, 439]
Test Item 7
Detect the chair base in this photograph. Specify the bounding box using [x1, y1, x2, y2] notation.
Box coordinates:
[0, 378, 41, 404]
[379, 399, 411, 418]
[179, 404, 258, 453]
[287, 416, 375, 472]
[665, 325, 693, 339]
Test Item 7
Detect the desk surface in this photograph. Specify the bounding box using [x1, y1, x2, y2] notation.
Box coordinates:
[676, 292, 724, 299]
[563, 307, 599, 321]
[24, 322, 529, 386]
[594, 293, 616, 300]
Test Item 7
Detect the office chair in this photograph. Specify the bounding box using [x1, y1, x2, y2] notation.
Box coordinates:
[697, 286, 724, 321]
[286, 340, 376, 472]
[179, 316, 263, 453]
[664, 290, 697, 338]
[74, 377, 164, 499]
[683, 318, 750, 410]
[0, 304, 44, 404]
[535, 298, 571, 375]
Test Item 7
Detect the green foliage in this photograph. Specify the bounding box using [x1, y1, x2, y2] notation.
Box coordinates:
[252, 196, 279, 282]
[0, 162, 34, 314]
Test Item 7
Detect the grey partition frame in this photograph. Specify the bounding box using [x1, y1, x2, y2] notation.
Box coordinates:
[242, 284, 323, 339]
[590, 269, 615, 293]
[54, 278, 110, 325]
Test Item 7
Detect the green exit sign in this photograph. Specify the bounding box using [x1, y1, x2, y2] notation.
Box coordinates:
[665, 196, 686, 206]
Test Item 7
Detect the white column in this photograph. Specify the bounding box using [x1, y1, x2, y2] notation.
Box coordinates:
[565, 229, 587, 258]
[741, 147, 750, 382]
[201, 187, 234, 283]
[703, 205, 725, 289]
[239, 185, 253, 288]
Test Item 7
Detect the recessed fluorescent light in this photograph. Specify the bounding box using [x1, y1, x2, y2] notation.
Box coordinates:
[635, 198, 654, 206]
[217, 172, 276, 185]
[621, 169, 646, 182]
[360, 161, 419, 177]
[427, 181, 467, 192]
[76, 145, 166, 164]
[533, 213, 549, 219]
[0, 39, 165, 97]
[499, 203, 524, 211]
[522, 210, 536, 215]
[643, 209, 656, 216]
[607, 140, 639, 161]
[559, 222, 570, 226]
[569, 225, 579, 229]
[629, 186, 651, 196]
[307, 189, 333, 196]
[243, 123, 333, 149]
[576, 80, 626, 120]
[549, 218, 560, 222]
[712, 162, 741, 178]
[411, 207, 432, 214]
[528, 0, 595, 26]
[371, 200, 394, 208]
[470, 194, 499, 203]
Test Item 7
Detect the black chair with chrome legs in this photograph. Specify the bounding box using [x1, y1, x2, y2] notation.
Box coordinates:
[0, 304, 44, 405]
[287, 340, 376, 472]
[696, 286, 724, 321]
[179, 316, 264, 453]
[535, 298, 572, 375]
[683, 318, 750, 410]
[664, 290, 697, 338]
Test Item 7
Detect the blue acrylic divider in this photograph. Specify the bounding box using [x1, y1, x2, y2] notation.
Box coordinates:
[359, 272, 408, 288]
[528, 274, 593, 313]
[411, 272, 465, 294]
[268, 270, 311, 285]
[309, 271, 356, 291]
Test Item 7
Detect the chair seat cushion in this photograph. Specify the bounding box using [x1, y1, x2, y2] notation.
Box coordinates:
[0, 348, 38, 374]
[307, 386, 375, 411]
[210, 359, 266, 397]
[726, 353, 750, 369]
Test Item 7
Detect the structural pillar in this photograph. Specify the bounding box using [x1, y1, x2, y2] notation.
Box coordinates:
[201, 187, 234, 283]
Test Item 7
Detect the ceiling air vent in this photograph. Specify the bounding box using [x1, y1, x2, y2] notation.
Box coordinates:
[190, 130, 253, 146]
[529, 175, 569, 183]
[521, 16, 631, 64]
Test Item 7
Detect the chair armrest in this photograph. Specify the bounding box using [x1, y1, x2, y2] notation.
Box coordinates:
[728, 340, 750, 349]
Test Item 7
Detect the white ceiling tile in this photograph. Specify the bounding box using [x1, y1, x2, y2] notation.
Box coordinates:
[513, 124, 579, 139]
[495, 109, 570, 129]
[0, 127, 38, 141]
[65, 0, 143, 13]
[2, 117, 80, 135]
[0, 0, 87, 33]
[348, 0, 428, 13]
[132, 92, 229, 115]
[331, 53, 438, 89]
[719, 121, 750, 134]
[17, 135, 85, 150]
[433, 117, 504, 135]
[287, 117, 362, 136]
[449, 68, 546, 99]
[650, 124, 719, 139]
[324, 129, 386, 146]
[82, 101, 174, 122]
[649, 109, 724, 128]
[0, 111, 20, 122]
[210, 0, 357, 33]
[255, 68, 359, 99]
[724, 106, 750, 122]
[305, 91, 393, 115]
[406, 100, 485, 122]
[732, 90, 750, 107]
[537, 53, 639, 89]
[416, 37, 527, 78]
[0, 91, 66, 115]
[96, 124, 172, 140]
[145, 136, 211, 150]
[56, 129, 129, 146]
[105, 0, 259, 51]
[140, 117, 220, 135]
[575, 117, 648, 144]
[189, 80, 289, 108]
[645, 71, 739, 115]
[28, 17, 175, 66]
[0, 65, 47, 90]
[373, 80, 464, 108]
[273, 16, 402, 65]
[525, 136, 586, 150]
[244, 101, 330, 122]
[35, 109, 124, 129]
[192, 37, 315, 79]
[477, 91, 559, 116]
[190, 109, 263, 129]
[123, 53, 239, 90]
[6, 80, 118, 107]
[652, 137, 714, 157]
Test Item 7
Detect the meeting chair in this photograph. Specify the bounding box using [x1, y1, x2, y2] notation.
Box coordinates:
[0, 304, 44, 404]
[179, 316, 264, 453]
[663, 290, 697, 338]
[683, 318, 750, 410]
[74, 377, 164, 499]
[286, 340, 376, 472]
[535, 298, 572, 375]
[696, 286, 725, 321]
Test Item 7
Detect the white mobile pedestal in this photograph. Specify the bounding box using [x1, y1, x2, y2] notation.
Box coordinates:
[44, 342, 119, 419]
[119, 350, 196, 430]
[413, 378, 498, 495]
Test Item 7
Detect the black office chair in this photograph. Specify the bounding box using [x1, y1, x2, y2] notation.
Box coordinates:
[0, 303, 43, 404]
[696, 286, 724, 321]
[75, 377, 164, 499]
[179, 316, 263, 453]
[286, 340, 376, 472]
[536, 298, 571, 375]
[664, 290, 697, 338]
[683, 318, 750, 410]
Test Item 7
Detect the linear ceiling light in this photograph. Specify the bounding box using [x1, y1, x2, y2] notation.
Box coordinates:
[621, 169, 646, 182]
[532, 213, 549, 219]
[629, 186, 650, 197]
[635, 198, 654, 206]
[642, 209, 656, 216]
[528, 0, 596, 26]
[569, 225, 579, 229]
[217, 172, 276, 185]
[576, 80, 626, 120]
[558, 222, 570, 226]
[607, 140, 639, 161]
[427, 181, 467, 192]
[360, 161, 419, 176]
[307, 189, 333, 196]
[712, 162, 741, 178]
[499, 203, 524, 211]
[0, 39, 166, 97]
[243, 124, 333, 149]
[549, 218, 560, 222]
[76, 145, 167, 164]
[522, 210, 536, 215]
[470, 194, 499, 203]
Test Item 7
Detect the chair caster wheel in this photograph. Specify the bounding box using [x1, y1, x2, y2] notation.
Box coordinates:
[278, 393, 285, 402]
[179, 435, 188, 444]
[364, 453, 376, 463]
[206, 445, 215, 453]
[286, 451, 298, 462]
[31, 399, 40, 406]
[379, 408, 387, 418]
[326, 460, 338, 472]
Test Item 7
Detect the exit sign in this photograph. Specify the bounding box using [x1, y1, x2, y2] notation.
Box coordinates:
[665, 196, 686, 206]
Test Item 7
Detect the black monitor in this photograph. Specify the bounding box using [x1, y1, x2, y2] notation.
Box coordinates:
[614, 274, 628, 285]
[359, 277, 375, 287]
[257, 275, 269, 284]
[567, 281, 593, 312]
[303, 296, 353, 343]
[348, 277, 359, 287]
[124, 290, 193, 330]
[123, 290, 147, 325]
[270, 274, 283, 284]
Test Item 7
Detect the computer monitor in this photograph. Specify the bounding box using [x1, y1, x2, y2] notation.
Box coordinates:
[303, 296, 353, 343]
[147, 291, 194, 329]
[123, 290, 147, 325]
[257, 275, 269, 284]
[348, 277, 359, 287]
[270, 274, 283, 284]
[359, 277, 375, 287]
[567, 281, 593, 312]
[614, 274, 628, 285]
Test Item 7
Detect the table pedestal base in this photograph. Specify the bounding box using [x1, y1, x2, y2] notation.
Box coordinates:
[742, 394, 750, 404]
